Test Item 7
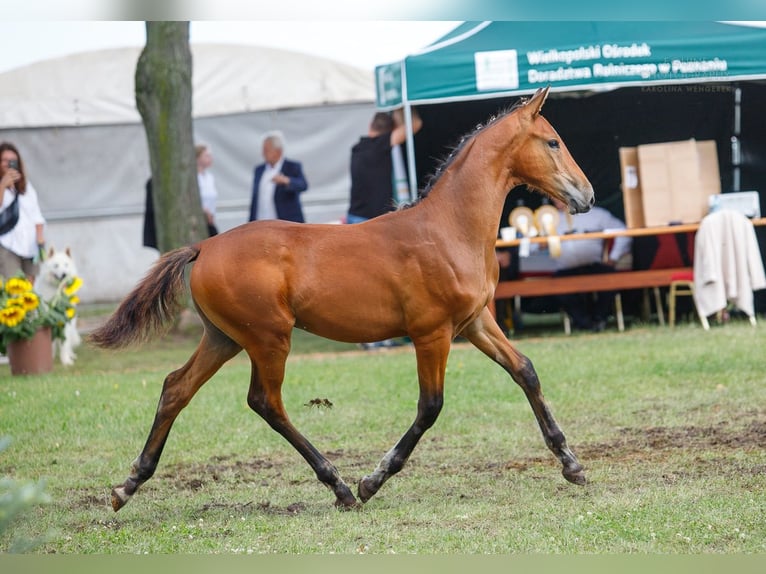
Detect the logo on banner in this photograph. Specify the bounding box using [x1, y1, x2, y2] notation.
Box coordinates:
[474, 50, 519, 91]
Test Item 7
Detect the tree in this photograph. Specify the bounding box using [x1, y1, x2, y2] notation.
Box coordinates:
[135, 22, 207, 252]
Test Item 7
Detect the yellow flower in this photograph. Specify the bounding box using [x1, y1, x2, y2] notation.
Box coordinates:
[65, 308, 76, 319]
[0, 305, 26, 327]
[20, 291, 40, 311]
[69, 295, 80, 306]
[64, 276, 83, 296]
[4, 277, 33, 296]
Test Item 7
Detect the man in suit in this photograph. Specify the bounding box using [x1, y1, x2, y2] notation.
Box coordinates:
[249, 131, 308, 223]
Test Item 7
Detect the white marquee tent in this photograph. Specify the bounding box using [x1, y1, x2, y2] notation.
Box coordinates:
[0, 44, 376, 302]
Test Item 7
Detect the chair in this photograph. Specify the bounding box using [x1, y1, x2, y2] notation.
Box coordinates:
[667, 270, 710, 329]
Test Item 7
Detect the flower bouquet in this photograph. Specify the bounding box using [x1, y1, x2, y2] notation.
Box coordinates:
[0, 273, 82, 356]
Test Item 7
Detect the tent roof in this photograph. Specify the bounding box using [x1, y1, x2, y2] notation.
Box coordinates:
[376, 21, 766, 108]
[0, 43, 374, 128]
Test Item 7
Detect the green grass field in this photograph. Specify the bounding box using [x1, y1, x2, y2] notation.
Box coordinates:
[1, 316, 764, 553]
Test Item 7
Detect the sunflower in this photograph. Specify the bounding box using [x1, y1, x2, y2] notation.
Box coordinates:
[4, 277, 33, 296]
[64, 277, 83, 297]
[0, 305, 27, 327]
[19, 291, 40, 311]
[1, 271, 83, 355]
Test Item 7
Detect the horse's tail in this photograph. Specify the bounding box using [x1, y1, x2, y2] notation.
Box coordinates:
[89, 245, 201, 349]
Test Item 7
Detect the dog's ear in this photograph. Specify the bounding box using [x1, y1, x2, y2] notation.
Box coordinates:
[48, 247, 55, 258]
[65, 247, 72, 257]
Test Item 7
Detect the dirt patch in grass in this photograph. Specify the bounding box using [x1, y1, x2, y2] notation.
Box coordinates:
[67, 419, 759, 519]
[577, 419, 765, 461]
[476, 419, 766, 478]
[145, 418, 765, 512]
[199, 500, 307, 515]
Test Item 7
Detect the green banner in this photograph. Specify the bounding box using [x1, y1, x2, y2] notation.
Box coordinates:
[377, 21, 766, 107]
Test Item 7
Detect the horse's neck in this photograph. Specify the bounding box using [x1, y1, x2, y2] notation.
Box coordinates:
[424, 127, 522, 243]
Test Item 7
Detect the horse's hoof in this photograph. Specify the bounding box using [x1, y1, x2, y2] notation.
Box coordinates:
[358, 476, 375, 503]
[334, 497, 360, 511]
[562, 466, 587, 486]
[111, 486, 131, 512]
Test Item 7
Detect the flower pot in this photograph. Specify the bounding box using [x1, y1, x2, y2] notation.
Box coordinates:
[7, 326, 53, 375]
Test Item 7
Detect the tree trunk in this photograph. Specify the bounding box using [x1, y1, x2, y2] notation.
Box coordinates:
[135, 22, 206, 252]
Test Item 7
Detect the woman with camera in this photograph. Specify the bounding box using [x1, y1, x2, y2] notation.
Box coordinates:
[0, 142, 47, 280]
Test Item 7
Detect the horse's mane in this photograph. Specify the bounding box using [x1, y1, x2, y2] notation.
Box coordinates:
[398, 98, 528, 210]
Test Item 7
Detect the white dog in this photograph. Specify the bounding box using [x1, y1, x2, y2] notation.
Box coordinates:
[35, 247, 82, 366]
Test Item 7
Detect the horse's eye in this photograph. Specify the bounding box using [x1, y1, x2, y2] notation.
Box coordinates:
[548, 139, 560, 149]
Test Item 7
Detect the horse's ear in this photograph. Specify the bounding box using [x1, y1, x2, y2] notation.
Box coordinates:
[527, 86, 550, 117]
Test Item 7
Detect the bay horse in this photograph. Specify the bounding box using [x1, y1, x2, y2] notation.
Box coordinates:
[91, 87, 594, 512]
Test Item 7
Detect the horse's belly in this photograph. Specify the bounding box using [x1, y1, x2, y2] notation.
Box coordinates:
[292, 296, 405, 344]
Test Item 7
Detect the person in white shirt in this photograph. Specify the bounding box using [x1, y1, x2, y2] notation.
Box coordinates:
[548, 197, 632, 331]
[196, 143, 218, 236]
[0, 142, 46, 280]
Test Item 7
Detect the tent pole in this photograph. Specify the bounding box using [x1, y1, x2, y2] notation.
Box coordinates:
[397, 56, 418, 201]
[402, 102, 418, 201]
[732, 86, 742, 192]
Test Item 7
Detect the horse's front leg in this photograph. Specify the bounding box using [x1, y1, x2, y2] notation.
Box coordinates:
[358, 333, 451, 503]
[463, 307, 586, 485]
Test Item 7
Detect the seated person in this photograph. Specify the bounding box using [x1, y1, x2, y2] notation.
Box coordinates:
[495, 247, 518, 335]
[541, 198, 632, 331]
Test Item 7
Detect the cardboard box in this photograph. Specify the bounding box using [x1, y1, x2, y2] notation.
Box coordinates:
[619, 147, 644, 228]
[696, 140, 721, 203]
[619, 139, 720, 228]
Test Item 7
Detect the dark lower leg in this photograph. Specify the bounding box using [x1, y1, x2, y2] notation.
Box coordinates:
[463, 309, 585, 485]
[358, 393, 443, 502]
[113, 335, 240, 511]
[112, 418, 174, 511]
[513, 357, 585, 484]
[275, 420, 358, 508]
[247, 379, 358, 508]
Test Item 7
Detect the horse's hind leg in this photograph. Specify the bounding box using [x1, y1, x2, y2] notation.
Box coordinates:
[111, 326, 241, 511]
[244, 339, 359, 509]
[463, 308, 585, 485]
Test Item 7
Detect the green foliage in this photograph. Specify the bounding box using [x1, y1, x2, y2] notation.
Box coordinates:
[0, 319, 764, 553]
[0, 437, 51, 552]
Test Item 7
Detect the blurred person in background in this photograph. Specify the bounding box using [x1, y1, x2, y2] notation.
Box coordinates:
[249, 131, 308, 223]
[0, 141, 46, 280]
[196, 143, 219, 236]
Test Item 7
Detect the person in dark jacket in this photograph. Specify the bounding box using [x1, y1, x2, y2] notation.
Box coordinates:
[346, 108, 422, 223]
[249, 131, 308, 223]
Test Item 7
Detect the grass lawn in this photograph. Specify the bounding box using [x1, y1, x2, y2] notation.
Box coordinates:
[1, 311, 765, 554]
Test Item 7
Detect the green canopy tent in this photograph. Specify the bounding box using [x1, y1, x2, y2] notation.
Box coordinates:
[376, 21, 766, 200]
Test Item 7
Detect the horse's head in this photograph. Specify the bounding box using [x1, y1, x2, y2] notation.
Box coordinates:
[512, 87, 594, 214]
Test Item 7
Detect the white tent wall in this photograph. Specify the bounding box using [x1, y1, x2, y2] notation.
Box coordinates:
[0, 101, 375, 304]
[0, 45, 378, 304]
[0, 121, 156, 305]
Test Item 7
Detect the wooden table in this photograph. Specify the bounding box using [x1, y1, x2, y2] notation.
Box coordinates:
[491, 217, 766, 332]
[494, 217, 766, 249]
